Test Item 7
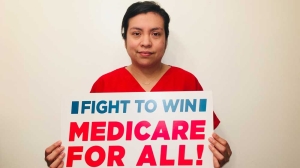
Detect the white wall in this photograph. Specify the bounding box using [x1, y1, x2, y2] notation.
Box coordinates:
[1, 0, 299, 167]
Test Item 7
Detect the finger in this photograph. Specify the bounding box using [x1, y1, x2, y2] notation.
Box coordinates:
[212, 133, 232, 156]
[212, 133, 228, 147]
[213, 156, 220, 168]
[209, 137, 227, 155]
[45, 140, 62, 156]
[57, 161, 64, 168]
[46, 146, 65, 164]
[209, 144, 224, 161]
[49, 152, 65, 168]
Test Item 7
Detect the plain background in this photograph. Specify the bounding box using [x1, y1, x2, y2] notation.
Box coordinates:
[1, 0, 299, 167]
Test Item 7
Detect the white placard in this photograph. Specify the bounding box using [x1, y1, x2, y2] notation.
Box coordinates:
[61, 91, 213, 168]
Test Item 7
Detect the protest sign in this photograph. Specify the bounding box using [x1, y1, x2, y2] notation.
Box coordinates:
[61, 91, 213, 167]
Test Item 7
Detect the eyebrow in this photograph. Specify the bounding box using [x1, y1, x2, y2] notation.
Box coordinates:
[129, 27, 163, 31]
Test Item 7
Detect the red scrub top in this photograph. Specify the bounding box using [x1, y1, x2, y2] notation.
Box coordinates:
[90, 66, 220, 129]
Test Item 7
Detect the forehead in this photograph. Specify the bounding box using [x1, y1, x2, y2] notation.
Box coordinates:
[128, 12, 164, 29]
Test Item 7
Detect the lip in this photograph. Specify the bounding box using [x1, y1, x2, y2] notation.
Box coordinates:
[138, 51, 154, 57]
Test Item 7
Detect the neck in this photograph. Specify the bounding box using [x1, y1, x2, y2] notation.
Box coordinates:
[128, 62, 164, 78]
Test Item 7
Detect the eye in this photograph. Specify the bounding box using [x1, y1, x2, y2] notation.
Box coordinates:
[152, 32, 161, 36]
[132, 32, 141, 36]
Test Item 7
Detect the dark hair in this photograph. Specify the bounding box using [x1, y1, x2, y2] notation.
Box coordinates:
[121, 1, 170, 40]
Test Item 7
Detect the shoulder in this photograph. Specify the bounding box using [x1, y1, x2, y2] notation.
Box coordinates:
[99, 67, 126, 79]
[90, 67, 127, 92]
[165, 66, 203, 91]
[168, 66, 198, 80]
[169, 66, 193, 74]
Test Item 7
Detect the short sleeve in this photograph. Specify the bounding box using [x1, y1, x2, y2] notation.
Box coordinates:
[90, 76, 105, 93]
[194, 76, 221, 129]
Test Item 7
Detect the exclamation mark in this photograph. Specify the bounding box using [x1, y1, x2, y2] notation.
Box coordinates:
[196, 145, 204, 165]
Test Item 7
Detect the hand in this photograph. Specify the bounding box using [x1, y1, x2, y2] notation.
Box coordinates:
[45, 140, 65, 168]
[208, 133, 232, 168]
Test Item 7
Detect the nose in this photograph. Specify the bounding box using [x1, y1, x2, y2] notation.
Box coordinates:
[141, 35, 152, 48]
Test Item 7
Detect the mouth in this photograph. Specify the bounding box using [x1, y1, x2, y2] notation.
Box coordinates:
[137, 51, 154, 57]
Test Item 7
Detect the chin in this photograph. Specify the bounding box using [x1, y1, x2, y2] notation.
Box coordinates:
[135, 60, 159, 68]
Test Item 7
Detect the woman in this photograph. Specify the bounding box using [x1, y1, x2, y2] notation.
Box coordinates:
[45, 1, 232, 167]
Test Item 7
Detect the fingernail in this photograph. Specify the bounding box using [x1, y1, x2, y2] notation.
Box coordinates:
[209, 137, 213, 142]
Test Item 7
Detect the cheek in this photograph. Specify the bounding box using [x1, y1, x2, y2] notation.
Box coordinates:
[157, 40, 166, 53]
[126, 40, 138, 52]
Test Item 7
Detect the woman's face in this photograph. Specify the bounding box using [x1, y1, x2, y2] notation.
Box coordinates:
[125, 12, 167, 68]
